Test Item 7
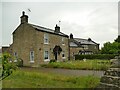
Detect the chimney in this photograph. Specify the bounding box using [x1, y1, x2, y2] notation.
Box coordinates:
[88, 38, 92, 41]
[70, 33, 73, 39]
[55, 24, 60, 33]
[20, 11, 28, 24]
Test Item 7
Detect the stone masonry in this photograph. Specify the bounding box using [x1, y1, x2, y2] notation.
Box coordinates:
[96, 57, 120, 90]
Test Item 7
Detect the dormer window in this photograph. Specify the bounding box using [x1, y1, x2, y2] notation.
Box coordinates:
[44, 33, 49, 44]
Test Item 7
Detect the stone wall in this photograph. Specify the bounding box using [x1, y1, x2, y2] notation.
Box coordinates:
[96, 68, 120, 89]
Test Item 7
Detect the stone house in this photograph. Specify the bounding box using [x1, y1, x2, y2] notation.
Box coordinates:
[69, 33, 99, 59]
[2, 11, 100, 66]
[9, 11, 69, 67]
[2, 46, 10, 54]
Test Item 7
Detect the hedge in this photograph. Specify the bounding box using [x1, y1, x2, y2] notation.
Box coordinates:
[75, 54, 116, 60]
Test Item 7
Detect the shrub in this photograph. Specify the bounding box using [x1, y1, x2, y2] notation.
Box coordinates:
[49, 59, 56, 63]
[14, 58, 23, 67]
[1, 53, 17, 79]
[75, 54, 116, 60]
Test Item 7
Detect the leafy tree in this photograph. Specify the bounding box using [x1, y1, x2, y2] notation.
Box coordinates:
[1, 53, 17, 80]
[101, 41, 120, 54]
[115, 35, 120, 43]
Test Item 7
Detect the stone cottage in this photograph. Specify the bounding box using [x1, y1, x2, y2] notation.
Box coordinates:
[2, 11, 100, 66]
[69, 33, 99, 59]
[10, 11, 69, 67]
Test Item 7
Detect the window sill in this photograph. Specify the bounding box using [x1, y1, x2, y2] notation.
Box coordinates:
[14, 60, 17, 62]
[44, 59, 50, 62]
[44, 43, 49, 45]
[62, 57, 66, 59]
[30, 61, 34, 63]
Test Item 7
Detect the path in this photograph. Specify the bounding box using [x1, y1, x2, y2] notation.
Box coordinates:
[20, 67, 105, 77]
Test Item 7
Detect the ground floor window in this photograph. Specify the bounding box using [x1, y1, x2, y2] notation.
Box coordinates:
[30, 51, 34, 63]
[62, 52, 65, 57]
[14, 52, 17, 57]
[44, 50, 49, 61]
[14, 52, 18, 62]
[62, 51, 66, 60]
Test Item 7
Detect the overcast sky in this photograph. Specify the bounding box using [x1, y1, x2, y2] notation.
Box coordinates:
[1, 0, 119, 48]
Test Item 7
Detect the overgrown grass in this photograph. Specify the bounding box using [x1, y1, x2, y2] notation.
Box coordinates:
[41, 60, 111, 70]
[2, 69, 100, 88]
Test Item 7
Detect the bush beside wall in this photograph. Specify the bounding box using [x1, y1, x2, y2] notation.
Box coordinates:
[75, 54, 116, 60]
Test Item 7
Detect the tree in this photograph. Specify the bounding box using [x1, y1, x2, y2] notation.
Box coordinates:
[115, 35, 120, 43]
[1, 53, 17, 80]
[101, 41, 120, 54]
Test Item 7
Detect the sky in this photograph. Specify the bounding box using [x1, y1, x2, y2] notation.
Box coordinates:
[0, 0, 119, 48]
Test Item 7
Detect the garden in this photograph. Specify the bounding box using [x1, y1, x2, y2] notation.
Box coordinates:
[1, 53, 102, 88]
[41, 59, 112, 71]
[0, 53, 114, 88]
[2, 69, 100, 88]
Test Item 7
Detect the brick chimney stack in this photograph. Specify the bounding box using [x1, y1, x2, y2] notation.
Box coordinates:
[55, 24, 60, 33]
[20, 11, 28, 24]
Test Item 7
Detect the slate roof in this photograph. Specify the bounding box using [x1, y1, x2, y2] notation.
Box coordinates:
[74, 38, 98, 45]
[29, 24, 69, 38]
[70, 38, 99, 47]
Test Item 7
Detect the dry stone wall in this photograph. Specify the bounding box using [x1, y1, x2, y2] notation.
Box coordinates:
[95, 57, 120, 90]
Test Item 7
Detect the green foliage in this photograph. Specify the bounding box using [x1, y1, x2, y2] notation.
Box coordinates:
[41, 60, 111, 70]
[75, 54, 115, 60]
[14, 58, 23, 67]
[101, 41, 120, 54]
[49, 59, 56, 63]
[2, 70, 100, 88]
[115, 35, 120, 43]
[2, 53, 17, 79]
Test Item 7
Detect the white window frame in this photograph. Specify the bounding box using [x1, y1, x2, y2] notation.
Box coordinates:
[14, 52, 18, 57]
[83, 45, 88, 49]
[14, 52, 18, 62]
[44, 34, 49, 44]
[30, 51, 34, 63]
[44, 50, 50, 61]
[62, 51, 66, 59]
[94, 46, 97, 49]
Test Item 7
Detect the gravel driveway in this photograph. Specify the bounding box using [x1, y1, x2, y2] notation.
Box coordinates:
[20, 67, 105, 77]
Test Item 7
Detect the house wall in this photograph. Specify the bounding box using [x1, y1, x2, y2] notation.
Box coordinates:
[36, 30, 69, 64]
[12, 23, 39, 67]
[70, 44, 99, 60]
[11, 23, 69, 67]
[82, 44, 99, 53]
[70, 47, 83, 60]
[2, 47, 10, 54]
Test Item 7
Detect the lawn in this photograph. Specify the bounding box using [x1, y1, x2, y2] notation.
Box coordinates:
[2, 69, 100, 88]
[41, 59, 111, 70]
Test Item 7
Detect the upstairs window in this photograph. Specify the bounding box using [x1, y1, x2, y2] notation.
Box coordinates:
[94, 46, 97, 49]
[83, 45, 88, 49]
[44, 34, 49, 44]
[62, 37, 65, 45]
[30, 51, 34, 63]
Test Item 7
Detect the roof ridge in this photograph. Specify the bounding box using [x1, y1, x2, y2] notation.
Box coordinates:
[74, 38, 87, 40]
[28, 23, 68, 38]
[29, 23, 54, 31]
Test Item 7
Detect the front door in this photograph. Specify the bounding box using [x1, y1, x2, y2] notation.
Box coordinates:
[55, 52, 57, 60]
[53, 45, 62, 60]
